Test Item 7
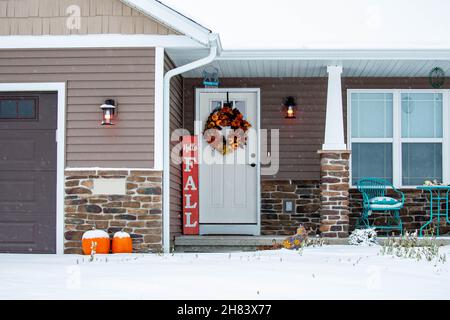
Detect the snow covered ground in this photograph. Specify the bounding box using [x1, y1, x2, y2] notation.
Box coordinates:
[0, 245, 449, 300]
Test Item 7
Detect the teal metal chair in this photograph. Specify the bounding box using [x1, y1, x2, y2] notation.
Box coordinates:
[356, 178, 404, 234]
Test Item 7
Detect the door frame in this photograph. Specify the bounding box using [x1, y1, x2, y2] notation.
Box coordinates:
[195, 88, 261, 235]
[0, 82, 66, 254]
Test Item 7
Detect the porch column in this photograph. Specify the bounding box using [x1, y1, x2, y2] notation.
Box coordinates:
[322, 65, 346, 151]
[318, 150, 350, 238]
[318, 65, 350, 238]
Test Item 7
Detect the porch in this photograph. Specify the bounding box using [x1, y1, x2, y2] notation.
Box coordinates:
[165, 48, 450, 250]
[174, 235, 450, 253]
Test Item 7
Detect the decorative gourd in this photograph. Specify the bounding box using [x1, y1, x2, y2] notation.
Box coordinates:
[283, 225, 308, 250]
[112, 231, 133, 253]
[82, 229, 110, 255]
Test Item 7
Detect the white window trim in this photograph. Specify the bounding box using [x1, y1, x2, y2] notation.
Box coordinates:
[153, 47, 164, 170]
[347, 88, 449, 189]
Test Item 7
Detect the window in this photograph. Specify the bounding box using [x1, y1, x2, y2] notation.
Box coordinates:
[352, 143, 393, 183]
[401, 93, 443, 185]
[402, 143, 442, 185]
[0, 97, 37, 120]
[350, 93, 394, 183]
[349, 90, 446, 187]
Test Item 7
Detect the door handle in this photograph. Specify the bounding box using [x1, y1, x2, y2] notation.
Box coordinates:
[250, 163, 256, 167]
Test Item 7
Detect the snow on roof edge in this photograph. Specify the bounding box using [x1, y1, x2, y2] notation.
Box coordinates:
[120, 0, 212, 45]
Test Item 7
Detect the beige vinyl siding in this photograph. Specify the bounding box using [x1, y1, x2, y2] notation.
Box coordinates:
[165, 54, 183, 241]
[0, 0, 179, 35]
[0, 48, 156, 168]
[183, 77, 449, 180]
[183, 78, 327, 180]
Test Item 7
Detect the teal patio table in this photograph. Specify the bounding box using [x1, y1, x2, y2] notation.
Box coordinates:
[416, 185, 450, 237]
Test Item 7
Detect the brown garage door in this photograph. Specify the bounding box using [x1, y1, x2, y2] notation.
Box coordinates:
[0, 92, 57, 253]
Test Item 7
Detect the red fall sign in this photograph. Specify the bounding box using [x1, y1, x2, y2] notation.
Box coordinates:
[182, 136, 199, 235]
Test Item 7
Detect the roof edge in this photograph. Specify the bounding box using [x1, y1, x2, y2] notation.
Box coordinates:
[120, 0, 212, 46]
[216, 48, 450, 60]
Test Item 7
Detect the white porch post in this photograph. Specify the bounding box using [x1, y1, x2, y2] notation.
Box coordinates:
[322, 65, 346, 150]
[318, 65, 350, 238]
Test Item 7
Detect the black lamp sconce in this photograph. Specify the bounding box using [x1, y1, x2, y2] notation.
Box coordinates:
[100, 99, 117, 125]
[282, 96, 297, 119]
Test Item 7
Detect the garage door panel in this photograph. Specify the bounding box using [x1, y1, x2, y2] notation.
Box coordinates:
[0, 131, 56, 170]
[0, 216, 56, 253]
[0, 171, 56, 213]
[0, 93, 57, 130]
[0, 221, 35, 243]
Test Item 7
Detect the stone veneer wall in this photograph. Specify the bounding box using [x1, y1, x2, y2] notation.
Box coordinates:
[349, 188, 450, 235]
[260, 178, 449, 238]
[261, 180, 321, 235]
[318, 151, 350, 238]
[64, 170, 162, 254]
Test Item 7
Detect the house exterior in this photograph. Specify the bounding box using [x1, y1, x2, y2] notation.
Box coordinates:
[0, 0, 449, 254]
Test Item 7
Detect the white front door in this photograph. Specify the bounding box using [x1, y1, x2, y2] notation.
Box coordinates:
[196, 90, 259, 235]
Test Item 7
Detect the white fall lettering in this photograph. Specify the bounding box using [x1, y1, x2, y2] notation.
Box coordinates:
[184, 193, 197, 209]
[178, 304, 211, 318]
[184, 212, 198, 228]
[182, 143, 197, 153]
[184, 175, 197, 191]
[183, 157, 195, 172]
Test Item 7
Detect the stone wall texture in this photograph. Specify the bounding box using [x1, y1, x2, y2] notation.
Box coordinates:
[259, 177, 449, 237]
[318, 151, 350, 238]
[261, 180, 321, 235]
[64, 169, 162, 254]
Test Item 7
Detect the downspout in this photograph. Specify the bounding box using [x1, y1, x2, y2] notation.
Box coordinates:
[162, 33, 219, 253]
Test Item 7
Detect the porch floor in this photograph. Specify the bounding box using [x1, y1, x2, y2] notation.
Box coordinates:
[174, 235, 450, 252]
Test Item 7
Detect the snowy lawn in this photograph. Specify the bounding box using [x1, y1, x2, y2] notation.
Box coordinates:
[0, 245, 449, 300]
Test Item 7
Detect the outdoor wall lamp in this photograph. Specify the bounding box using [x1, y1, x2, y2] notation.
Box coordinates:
[283, 96, 297, 119]
[100, 99, 117, 125]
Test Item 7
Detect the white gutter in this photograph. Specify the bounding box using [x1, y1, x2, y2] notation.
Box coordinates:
[162, 33, 219, 253]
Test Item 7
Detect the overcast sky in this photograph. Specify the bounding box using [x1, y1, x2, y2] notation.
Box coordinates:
[161, 0, 450, 49]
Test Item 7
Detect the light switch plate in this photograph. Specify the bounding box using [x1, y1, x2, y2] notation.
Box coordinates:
[283, 200, 294, 213]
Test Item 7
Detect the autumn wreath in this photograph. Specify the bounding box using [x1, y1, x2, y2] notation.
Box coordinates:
[203, 103, 252, 155]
